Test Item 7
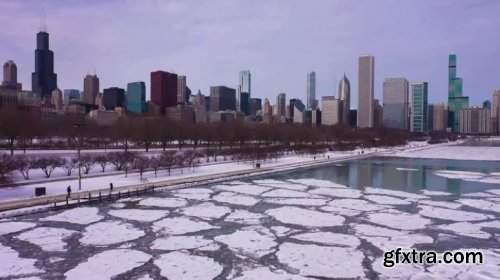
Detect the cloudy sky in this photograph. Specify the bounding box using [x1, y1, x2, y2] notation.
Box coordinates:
[1, 0, 499, 107]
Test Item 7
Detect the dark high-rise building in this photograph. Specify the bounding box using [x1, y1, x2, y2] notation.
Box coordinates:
[83, 74, 100, 104]
[250, 98, 262, 116]
[210, 86, 236, 112]
[239, 92, 250, 115]
[151, 70, 177, 115]
[349, 109, 358, 127]
[447, 54, 469, 132]
[102, 87, 125, 111]
[2, 60, 22, 89]
[32, 30, 58, 100]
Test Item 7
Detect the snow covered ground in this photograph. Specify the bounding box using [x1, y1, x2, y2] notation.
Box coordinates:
[0, 176, 499, 279]
[389, 142, 500, 161]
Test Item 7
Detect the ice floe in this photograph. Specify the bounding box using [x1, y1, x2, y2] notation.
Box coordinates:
[261, 189, 317, 198]
[458, 198, 500, 214]
[151, 235, 219, 251]
[434, 170, 485, 180]
[110, 202, 126, 209]
[462, 192, 497, 198]
[366, 212, 432, 230]
[276, 243, 365, 278]
[171, 188, 213, 200]
[328, 198, 390, 212]
[225, 210, 266, 225]
[41, 207, 103, 225]
[290, 231, 360, 247]
[265, 206, 345, 227]
[476, 220, 500, 229]
[0, 221, 36, 235]
[154, 251, 223, 279]
[438, 222, 490, 239]
[396, 167, 419, 171]
[138, 197, 187, 208]
[425, 249, 500, 279]
[419, 199, 462, 209]
[108, 209, 168, 222]
[80, 220, 145, 246]
[365, 195, 412, 205]
[364, 187, 428, 200]
[263, 198, 328, 206]
[270, 226, 301, 237]
[212, 192, 259, 206]
[253, 179, 308, 191]
[16, 227, 77, 252]
[289, 178, 348, 188]
[372, 256, 425, 279]
[214, 184, 271, 195]
[153, 217, 218, 235]
[320, 205, 362, 216]
[64, 249, 151, 280]
[419, 205, 491, 222]
[180, 202, 231, 219]
[421, 189, 452, 196]
[215, 229, 277, 258]
[485, 189, 500, 196]
[352, 224, 433, 251]
[233, 267, 308, 280]
[309, 187, 362, 198]
[0, 244, 43, 278]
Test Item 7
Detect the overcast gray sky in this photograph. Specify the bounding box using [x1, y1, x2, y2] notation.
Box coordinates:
[1, 0, 498, 108]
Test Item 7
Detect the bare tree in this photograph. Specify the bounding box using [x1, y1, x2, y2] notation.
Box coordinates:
[0, 154, 15, 183]
[134, 155, 149, 179]
[108, 152, 125, 171]
[94, 155, 108, 172]
[149, 156, 162, 177]
[121, 152, 136, 178]
[14, 155, 37, 180]
[176, 153, 187, 174]
[162, 151, 176, 175]
[62, 157, 78, 176]
[80, 154, 96, 174]
[184, 150, 202, 172]
[34, 156, 65, 178]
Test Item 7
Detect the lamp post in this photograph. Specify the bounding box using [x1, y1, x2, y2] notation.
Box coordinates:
[73, 123, 85, 190]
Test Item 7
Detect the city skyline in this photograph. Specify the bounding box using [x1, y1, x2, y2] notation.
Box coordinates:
[0, 1, 499, 108]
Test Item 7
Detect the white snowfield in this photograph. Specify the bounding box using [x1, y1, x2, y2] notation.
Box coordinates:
[389, 143, 500, 161]
[0, 175, 499, 279]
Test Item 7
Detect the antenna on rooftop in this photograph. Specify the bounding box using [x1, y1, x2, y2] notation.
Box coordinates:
[40, 14, 48, 32]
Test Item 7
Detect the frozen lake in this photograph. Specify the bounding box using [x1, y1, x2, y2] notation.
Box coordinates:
[0, 158, 499, 279]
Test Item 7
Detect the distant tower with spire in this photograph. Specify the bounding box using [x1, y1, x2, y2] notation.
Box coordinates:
[339, 73, 351, 125]
[32, 22, 58, 100]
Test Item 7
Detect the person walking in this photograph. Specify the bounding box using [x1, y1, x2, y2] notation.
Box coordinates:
[67, 185, 72, 198]
[110, 183, 114, 193]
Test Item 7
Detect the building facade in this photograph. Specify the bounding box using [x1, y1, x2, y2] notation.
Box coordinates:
[460, 107, 492, 134]
[63, 89, 80, 106]
[210, 86, 236, 112]
[249, 98, 262, 116]
[322, 96, 342, 126]
[126, 81, 146, 114]
[307, 71, 316, 109]
[237, 70, 251, 112]
[83, 74, 99, 105]
[151, 70, 177, 115]
[492, 90, 500, 133]
[32, 30, 58, 100]
[51, 88, 63, 111]
[276, 93, 286, 117]
[2, 60, 22, 89]
[177, 75, 187, 104]
[447, 54, 469, 132]
[411, 82, 428, 132]
[432, 103, 447, 131]
[357, 55, 375, 128]
[382, 77, 409, 130]
[102, 87, 125, 111]
[338, 74, 350, 125]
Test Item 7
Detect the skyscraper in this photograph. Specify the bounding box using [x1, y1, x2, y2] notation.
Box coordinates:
[249, 98, 262, 116]
[338, 74, 350, 125]
[460, 107, 491, 134]
[126, 81, 146, 114]
[307, 71, 316, 109]
[492, 90, 500, 133]
[382, 77, 409, 130]
[276, 93, 286, 117]
[237, 70, 251, 112]
[32, 29, 58, 100]
[83, 74, 99, 104]
[373, 99, 383, 127]
[151, 70, 178, 115]
[357, 55, 375, 128]
[63, 89, 80, 105]
[239, 92, 250, 115]
[209, 86, 236, 112]
[51, 88, 63, 111]
[411, 82, 428, 132]
[102, 87, 125, 111]
[322, 96, 342, 125]
[432, 103, 447, 131]
[177, 76, 187, 104]
[447, 54, 469, 132]
[2, 60, 22, 89]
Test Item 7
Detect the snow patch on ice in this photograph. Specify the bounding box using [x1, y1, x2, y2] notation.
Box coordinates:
[41, 207, 103, 225]
[0, 244, 43, 278]
[419, 205, 491, 222]
[153, 217, 218, 235]
[265, 206, 345, 227]
[110, 202, 126, 209]
[155, 251, 222, 280]
[0, 221, 36, 235]
[180, 202, 231, 219]
[151, 235, 219, 251]
[80, 220, 145, 246]
[108, 209, 168, 222]
[16, 227, 77, 252]
[290, 232, 360, 247]
[138, 197, 187, 208]
[213, 192, 259, 206]
[64, 249, 151, 280]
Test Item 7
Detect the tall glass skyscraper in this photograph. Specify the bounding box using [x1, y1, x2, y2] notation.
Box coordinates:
[382, 77, 409, 130]
[307, 71, 316, 109]
[126, 82, 146, 114]
[32, 30, 58, 100]
[411, 82, 428, 132]
[447, 54, 469, 132]
[237, 70, 251, 113]
[338, 74, 350, 125]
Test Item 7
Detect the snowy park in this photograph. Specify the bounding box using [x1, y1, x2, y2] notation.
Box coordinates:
[1, 174, 499, 279]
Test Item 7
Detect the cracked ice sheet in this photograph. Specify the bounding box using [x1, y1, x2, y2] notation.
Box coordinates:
[367, 212, 432, 230]
[421, 189, 452, 196]
[213, 192, 259, 206]
[215, 229, 277, 258]
[225, 210, 266, 225]
[153, 217, 218, 235]
[372, 257, 425, 279]
[426, 249, 500, 279]
[138, 197, 187, 208]
[233, 267, 309, 280]
[0, 221, 36, 235]
[108, 209, 168, 222]
[253, 179, 308, 191]
[352, 224, 433, 251]
[458, 198, 500, 214]
[364, 187, 428, 200]
[151, 235, 219, 251]
[365, 195, 412, 205]
[41, 207, 103, 225]
[155, 251, 223, 280]
[462, 192, 497, 198]
[262, 189, 320, 198]
[80, 220, 145, 246]
[64, 249, 151, 280]
[16, 227, 77, 252]
[277, 243, 365, 278]
[0, 244, 43, 278]
[320, 205, 362, 216]
[171, 188, 213, 200]
[438, 222, 491, 239]
[328, 198, 390, 212]
[270, 226, 301, 237]
[309, 187, 362, 198]
[264, 198, 328, 206]
[266, 206, 345, 227]
[180, 202, 231, 219]
[214, 184, 271, 195]
[290, 232, 361, 247]
[288, 178, 348, 188]
[419, 199, 462, 209]
[419, 205, 492, 222]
